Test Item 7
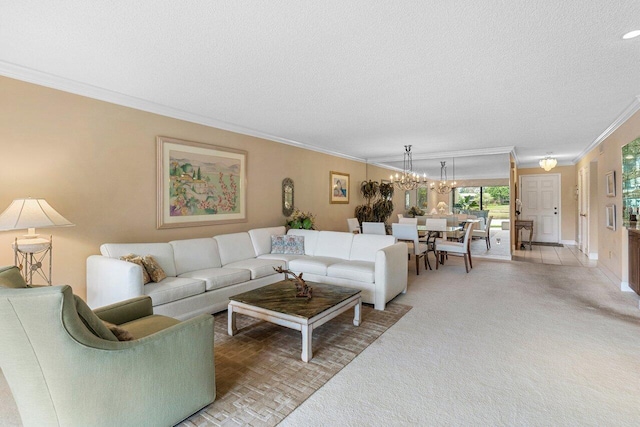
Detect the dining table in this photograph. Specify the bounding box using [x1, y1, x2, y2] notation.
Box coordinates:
[417, 225, 463, 241]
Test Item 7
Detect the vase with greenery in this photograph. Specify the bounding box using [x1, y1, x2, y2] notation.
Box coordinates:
[286, 209, 316, 230]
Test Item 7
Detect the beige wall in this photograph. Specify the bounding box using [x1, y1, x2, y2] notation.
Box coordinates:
[0, 77, 401, 299]
[515, 165, 577, 244]
[575, 110, 640, 284]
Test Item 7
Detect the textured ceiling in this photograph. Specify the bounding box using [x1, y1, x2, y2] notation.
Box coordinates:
[1, 1, 640, 179]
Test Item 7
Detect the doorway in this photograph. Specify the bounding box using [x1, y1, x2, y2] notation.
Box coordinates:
[519, 174, 561, 243]
[578, 166, 589, 254]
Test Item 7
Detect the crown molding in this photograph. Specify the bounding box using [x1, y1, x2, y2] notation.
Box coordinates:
[367, 146, 514, 163]
[0, 61, 369, 164]
[572, 95, 640, 164]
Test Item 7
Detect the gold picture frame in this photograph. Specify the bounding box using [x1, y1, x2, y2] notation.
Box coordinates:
[157, 136, 247, 229]
[330, 171, 350, 204]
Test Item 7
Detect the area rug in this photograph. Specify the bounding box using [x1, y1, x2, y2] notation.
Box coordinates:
[178, 302, 411, 427]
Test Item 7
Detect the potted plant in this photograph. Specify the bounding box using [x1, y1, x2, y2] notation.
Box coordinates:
[373, 182, 395, 223]
[286, 209, 316, 230]
[354, 180, 379, 225]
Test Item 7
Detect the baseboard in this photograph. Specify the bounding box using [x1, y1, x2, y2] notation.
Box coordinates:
[621, 281, 634, 292]
[560, 240, 577, 246]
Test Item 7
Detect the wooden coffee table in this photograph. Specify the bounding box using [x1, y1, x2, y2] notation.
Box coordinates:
[228, 280, 361, 362]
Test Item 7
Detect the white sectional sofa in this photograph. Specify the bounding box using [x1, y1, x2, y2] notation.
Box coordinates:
[87, 226, 407, 320]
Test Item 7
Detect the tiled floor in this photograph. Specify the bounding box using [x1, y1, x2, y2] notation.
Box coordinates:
[470, 227, 598, 267]
[513, 243, 598, 267]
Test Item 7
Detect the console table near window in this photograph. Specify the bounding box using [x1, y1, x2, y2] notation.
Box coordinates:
[515, 220, 534, 250]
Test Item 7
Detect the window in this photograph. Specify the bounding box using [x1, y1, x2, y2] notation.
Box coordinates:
[452, 185, 510, 220]
[416, 187, 428, 210]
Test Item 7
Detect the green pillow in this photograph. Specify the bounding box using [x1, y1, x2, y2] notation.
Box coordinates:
[0, 266, 29, 288]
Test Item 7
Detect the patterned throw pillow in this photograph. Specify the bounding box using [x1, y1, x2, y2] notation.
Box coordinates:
[141, 255, 167, 282]
[102, 321, 135, 341]
[270, 235, 305, 255]
[120, 254, 151, 284]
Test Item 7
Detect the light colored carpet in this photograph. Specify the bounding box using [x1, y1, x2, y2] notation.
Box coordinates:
[0, 301, 410, 427]
[3, 258, 640, 426]
[281, 259, 640, 426]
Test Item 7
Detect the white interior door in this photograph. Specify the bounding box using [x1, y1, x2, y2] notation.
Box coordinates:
[578, 167, 589, 253]
[520, 174, 560, 243]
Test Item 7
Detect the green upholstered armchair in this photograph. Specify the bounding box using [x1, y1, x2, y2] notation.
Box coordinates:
[0, 266, 215, 427]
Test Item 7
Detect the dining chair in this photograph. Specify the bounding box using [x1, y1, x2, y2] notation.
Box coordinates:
[435, 222, 474, 273]
[362, 222, 386, 235]
[397, 213, 404, 221]
[472, 215, 493, 249]
[399, 217, 418, 225]
[392, 223, 430, 274]
[423, 218, 447, 261]
[347, 218, 361, 234]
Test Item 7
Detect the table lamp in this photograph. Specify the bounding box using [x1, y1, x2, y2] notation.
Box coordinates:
[0, 198, 74, 284]
[437, 201, 448, 214]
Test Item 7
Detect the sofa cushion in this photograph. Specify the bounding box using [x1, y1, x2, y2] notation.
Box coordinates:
[170, 238, 222, 275]
[178, 267, 251, 291]
[289, 256, 344, 276]
[100, 243, 177, 277]
[73, 295, 118, 341]
[349, 234, 397, 262]
[286, 229, 319, 256]
[248, 226, 287, 256]
[214, 232, 257, 265]
[327, 261, 376, 283]
[271, 235, 305, 255]
[224, 259, 285, 280]
[314, 231, 354, 259]
[143, 277, 206, 306]
[256, 254, 303, 268]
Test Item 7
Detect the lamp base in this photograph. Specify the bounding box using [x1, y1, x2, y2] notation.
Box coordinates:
[12, 235, 52, 285]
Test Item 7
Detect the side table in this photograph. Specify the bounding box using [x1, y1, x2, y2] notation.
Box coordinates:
[514, 220, 534, 250]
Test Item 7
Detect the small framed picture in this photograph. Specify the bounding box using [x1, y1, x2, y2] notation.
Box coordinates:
[330, 171, 350, 204]
[605, 171, 615, 197]
[606, 204, 616, 230]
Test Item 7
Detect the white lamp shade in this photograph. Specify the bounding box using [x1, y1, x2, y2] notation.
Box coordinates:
[0, 199, 74, 231]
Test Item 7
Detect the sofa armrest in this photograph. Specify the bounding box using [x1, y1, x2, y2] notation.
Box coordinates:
[93, 296, 153, 324]
[373, 242, 408, 310]
[86, 255, 145, 309]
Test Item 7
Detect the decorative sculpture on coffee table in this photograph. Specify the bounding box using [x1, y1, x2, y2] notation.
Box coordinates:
[273, 266, 313, 299]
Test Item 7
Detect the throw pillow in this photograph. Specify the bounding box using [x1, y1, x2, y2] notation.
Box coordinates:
[102, 321, 135, 341]
[141, 255, 167, 282]
[120, 254, 151, 284]
[0, 265, 29, 288]
[271, 235, 305, 255]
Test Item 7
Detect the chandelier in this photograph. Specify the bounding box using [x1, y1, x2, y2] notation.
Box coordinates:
[391, 145, 427, 191]
[430, 160, 457, 194]
[539, 155, 557, 171]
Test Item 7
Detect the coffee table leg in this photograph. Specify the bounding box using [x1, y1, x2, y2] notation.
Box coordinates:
[301, 324, 312, 362]
[228, 305, 237, 336]
[353, 299, 361, 326]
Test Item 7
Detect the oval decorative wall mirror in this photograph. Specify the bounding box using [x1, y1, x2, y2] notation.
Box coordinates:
[282, 178, 294, 216]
